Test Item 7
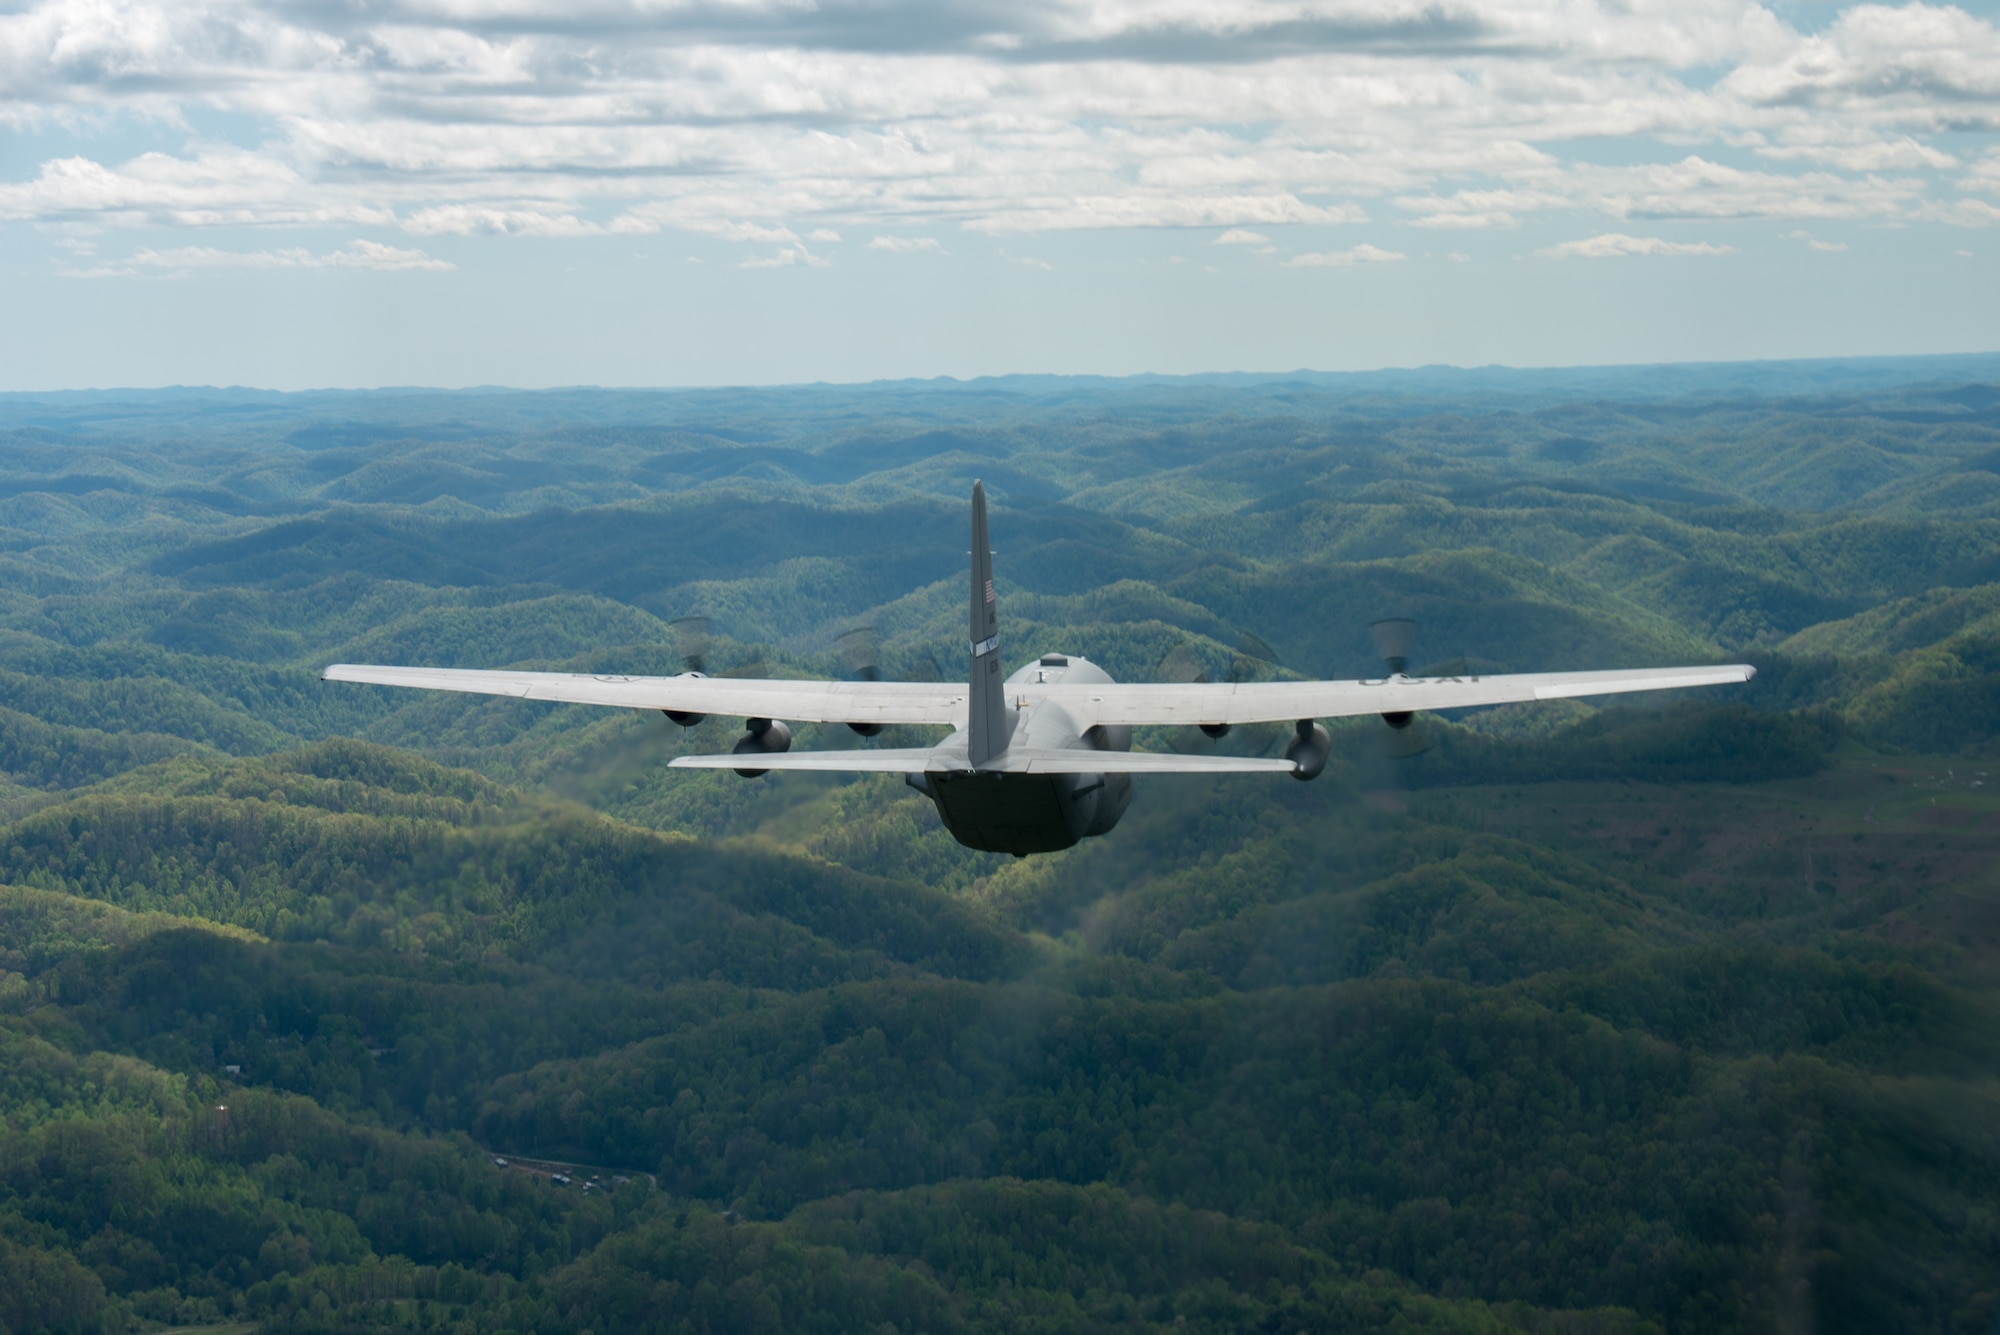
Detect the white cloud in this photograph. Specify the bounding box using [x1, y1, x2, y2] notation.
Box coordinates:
[1758, 134, 1958, 172]
[1402, 157, 1924, 230]
[1959, 151, 2000, 196]
[0, 149, 391, 228]
[700, 221, 805, 245]
[739, 245, 829, 268]
[1724, 3, 2000, 116]
[1537, 233, 1736, 258]
[1, 0, 1998, 248]
[1214, 228, 1269, 245]
[867, 235, 943, 252]
[1283, 243, 1405, 266]
[1935, 198, 2000, 227]
[402, 208, 597, 237]
[67, 238, 452, 276]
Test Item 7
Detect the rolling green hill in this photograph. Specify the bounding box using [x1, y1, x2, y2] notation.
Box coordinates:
[0, 362, 1996, 1332]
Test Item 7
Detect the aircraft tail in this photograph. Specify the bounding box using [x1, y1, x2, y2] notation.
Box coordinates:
[966, 480, 1014, 767]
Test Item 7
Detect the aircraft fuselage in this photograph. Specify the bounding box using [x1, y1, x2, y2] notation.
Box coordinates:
[911, 653, 1133, 856]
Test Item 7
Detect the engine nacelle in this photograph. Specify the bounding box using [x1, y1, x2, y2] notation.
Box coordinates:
[663, 671, 708, 727]
[847, 721, 885, 737]
[1286, 720, 1331, 781]
[731, 717, 793, 777]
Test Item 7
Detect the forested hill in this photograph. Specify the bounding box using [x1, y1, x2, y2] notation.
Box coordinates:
[0, 359, 1996, 1333]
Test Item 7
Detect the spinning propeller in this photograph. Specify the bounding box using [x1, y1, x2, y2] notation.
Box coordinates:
[661, 617, 714, 726]
[834, 625, 883, 683]
[1367, 617, 1452, 759]
[1154, 633, 1287, 755]
[830, 624, 949, 733]
[664, 616, 784, 768]
[669, 616, 711, 674]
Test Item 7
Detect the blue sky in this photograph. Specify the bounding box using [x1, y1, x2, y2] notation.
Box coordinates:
[4, 0, 2000, 388]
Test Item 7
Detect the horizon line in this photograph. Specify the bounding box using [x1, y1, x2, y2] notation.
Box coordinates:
[5, 348, 2000, 398]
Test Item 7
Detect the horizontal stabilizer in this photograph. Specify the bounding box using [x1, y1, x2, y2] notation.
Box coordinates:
[669, 747, 1299, 775]
[670, 748, 946, 773]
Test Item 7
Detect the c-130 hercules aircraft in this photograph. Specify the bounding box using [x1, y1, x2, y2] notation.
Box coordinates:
[325, 482, 1754, 857]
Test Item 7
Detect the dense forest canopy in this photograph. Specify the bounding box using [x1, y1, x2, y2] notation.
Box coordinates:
[0, 358, 1997, 1332]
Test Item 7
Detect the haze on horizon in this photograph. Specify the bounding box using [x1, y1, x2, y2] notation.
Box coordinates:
[5, 0, 2000, 390]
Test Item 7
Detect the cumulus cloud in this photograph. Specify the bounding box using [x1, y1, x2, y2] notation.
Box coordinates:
[1960, 151, 2000, 195]
[1537, 233, 1736, 259]
[0, 149, 392, 227]
[739, 244, 829, 268]
[402, 208, 598, 237]
[1757, 133, 1958, 172]
[1724, 2, 2000, 117]
[867, 235, 943, 252]
[1214, 228, 1269, 245]
[67, 239, 453, 276]
[0, 0, 1997, 251]
[1284, 243, 1404, 266]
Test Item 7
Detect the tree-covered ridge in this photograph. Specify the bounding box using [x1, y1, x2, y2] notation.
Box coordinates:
[0, 364, 1995, 1331]
[0, 745, 1991, 1333]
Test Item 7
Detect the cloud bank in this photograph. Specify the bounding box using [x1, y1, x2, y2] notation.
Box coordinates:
[4, 0, 1999, 252]
[1538, 233, 1736, 259]
[64, 239, 454, 277]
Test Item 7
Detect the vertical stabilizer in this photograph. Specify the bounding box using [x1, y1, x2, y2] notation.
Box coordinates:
[966, 481, 1013, 767]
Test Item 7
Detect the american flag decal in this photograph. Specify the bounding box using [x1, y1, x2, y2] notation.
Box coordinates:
[984, 579, 995, 604]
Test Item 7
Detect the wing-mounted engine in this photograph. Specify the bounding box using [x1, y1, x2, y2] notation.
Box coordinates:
[1285, 720, 1332, 780]
[662, 617, 713, 727]
[731, 717, 793, 777]
[834, 626, 887, 735]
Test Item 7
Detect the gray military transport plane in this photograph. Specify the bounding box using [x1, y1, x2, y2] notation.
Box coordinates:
[325, 482, 1754, 857]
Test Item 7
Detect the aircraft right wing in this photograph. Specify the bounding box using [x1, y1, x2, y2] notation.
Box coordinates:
[320, 665, 967, 726]
[1037, 664, 1755, 729]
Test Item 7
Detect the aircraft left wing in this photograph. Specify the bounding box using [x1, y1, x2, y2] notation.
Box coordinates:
[1036, 663, 1755, 729]
[319, 665, 967, 726]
